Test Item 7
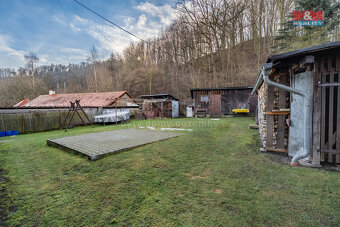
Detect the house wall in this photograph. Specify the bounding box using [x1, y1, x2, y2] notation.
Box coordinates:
[110, 93, 137, 107]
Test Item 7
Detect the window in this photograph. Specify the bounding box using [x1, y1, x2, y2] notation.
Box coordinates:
[200, 96, 209, 102]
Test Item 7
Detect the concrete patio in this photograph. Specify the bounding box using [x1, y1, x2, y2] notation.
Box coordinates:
[47, 128, 182, 160]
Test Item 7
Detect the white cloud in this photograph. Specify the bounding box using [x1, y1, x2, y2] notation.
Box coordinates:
[39, 55, 48, 64]
[38, 48, 89, 65]
[0, 34, 26, 68]
[0, 33, 90, 68]
[70, 2, 177, 55]
[135, 2, 177, 26]
[0, 2, 178, 68]
[74, 15, 88, 24]
[137, 14, 147, 28]
[60, 48, 88, 55]
[51, 14, 66, 25]
[70, 23, 81, 32]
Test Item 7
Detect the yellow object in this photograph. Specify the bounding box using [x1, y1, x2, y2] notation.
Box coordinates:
[232, 109, 249, 113]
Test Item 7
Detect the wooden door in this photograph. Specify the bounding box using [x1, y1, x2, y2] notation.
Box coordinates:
[209, 94, 221, 115]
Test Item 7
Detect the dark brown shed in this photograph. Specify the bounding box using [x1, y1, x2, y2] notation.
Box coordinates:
[190, 87, 257, 116]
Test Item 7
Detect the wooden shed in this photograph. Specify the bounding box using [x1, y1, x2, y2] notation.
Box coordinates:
[140, 94, 179, 118]
[190, 87, 257, 116]
[252, 41, 340, 167]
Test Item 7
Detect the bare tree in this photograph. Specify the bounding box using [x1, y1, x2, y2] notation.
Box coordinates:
[24, 51, 39, 87]
[87, 46, 99, 92]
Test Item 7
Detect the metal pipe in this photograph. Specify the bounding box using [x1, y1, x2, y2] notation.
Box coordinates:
[261, 63, 313, 166]
[251, 71, 264, 95]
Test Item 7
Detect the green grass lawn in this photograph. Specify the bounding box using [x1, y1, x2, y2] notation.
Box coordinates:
[0, 118, 340, 226]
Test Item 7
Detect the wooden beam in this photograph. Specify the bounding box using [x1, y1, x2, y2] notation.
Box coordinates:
[266, 86, 274, 148]
[266, 147, 288, 153]
[320, 150, 340, 154]
[267, 111, 290, 115]
[312, 57, 321, 166]
[321, 72, 326, 151]
[277, 75, 289, 149]
[318, 83, 340, 87]
[328, 72, 335, 163]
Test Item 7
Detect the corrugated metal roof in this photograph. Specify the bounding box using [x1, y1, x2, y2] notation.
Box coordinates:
[23, 91, 130, 108]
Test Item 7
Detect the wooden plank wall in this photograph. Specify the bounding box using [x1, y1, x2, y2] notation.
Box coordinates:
[192, 89, 257, 115]
[319, 52, 340, 163]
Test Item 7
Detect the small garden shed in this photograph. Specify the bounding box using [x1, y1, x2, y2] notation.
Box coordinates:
[140, 94, 179, 118]
[190, 87, 257, 116]
[252, 41, 340, 166]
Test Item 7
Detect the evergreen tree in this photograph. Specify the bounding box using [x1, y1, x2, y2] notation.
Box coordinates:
[273, 0, 340, 53]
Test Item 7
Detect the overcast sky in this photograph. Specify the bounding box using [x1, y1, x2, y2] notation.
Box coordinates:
[0, 0, 177, 69]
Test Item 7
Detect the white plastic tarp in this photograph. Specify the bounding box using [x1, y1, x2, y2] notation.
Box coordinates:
[94, 109, 130, 123]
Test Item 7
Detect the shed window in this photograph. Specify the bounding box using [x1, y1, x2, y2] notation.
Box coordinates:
[200, 96, 209, 102]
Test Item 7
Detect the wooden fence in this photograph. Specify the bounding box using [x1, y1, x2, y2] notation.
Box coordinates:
[0, 108, 99, 134]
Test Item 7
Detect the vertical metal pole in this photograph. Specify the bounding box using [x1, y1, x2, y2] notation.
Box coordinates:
[115, 107, 117, 125]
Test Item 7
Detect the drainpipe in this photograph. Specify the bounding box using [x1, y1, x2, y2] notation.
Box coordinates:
[260, 63, 313, 166]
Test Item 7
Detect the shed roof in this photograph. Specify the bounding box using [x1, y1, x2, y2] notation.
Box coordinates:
[267, 41, 340, 63]
[139, 94, 179, 101]
[252, 41, 340, 94]
[23, 91, 132, 108]
[190, 87, 253, 98]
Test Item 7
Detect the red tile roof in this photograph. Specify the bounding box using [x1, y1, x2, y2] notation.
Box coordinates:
[13, 99, 29, 107]
[23, 91, 130, 108]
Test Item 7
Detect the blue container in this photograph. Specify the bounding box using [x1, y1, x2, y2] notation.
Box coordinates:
[12, 130, 19, 136]
[0, 131, 5, 137]
[5, 131, 12, 136]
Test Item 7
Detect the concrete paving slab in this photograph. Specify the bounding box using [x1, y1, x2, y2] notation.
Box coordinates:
[47, 128, 182, 160]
